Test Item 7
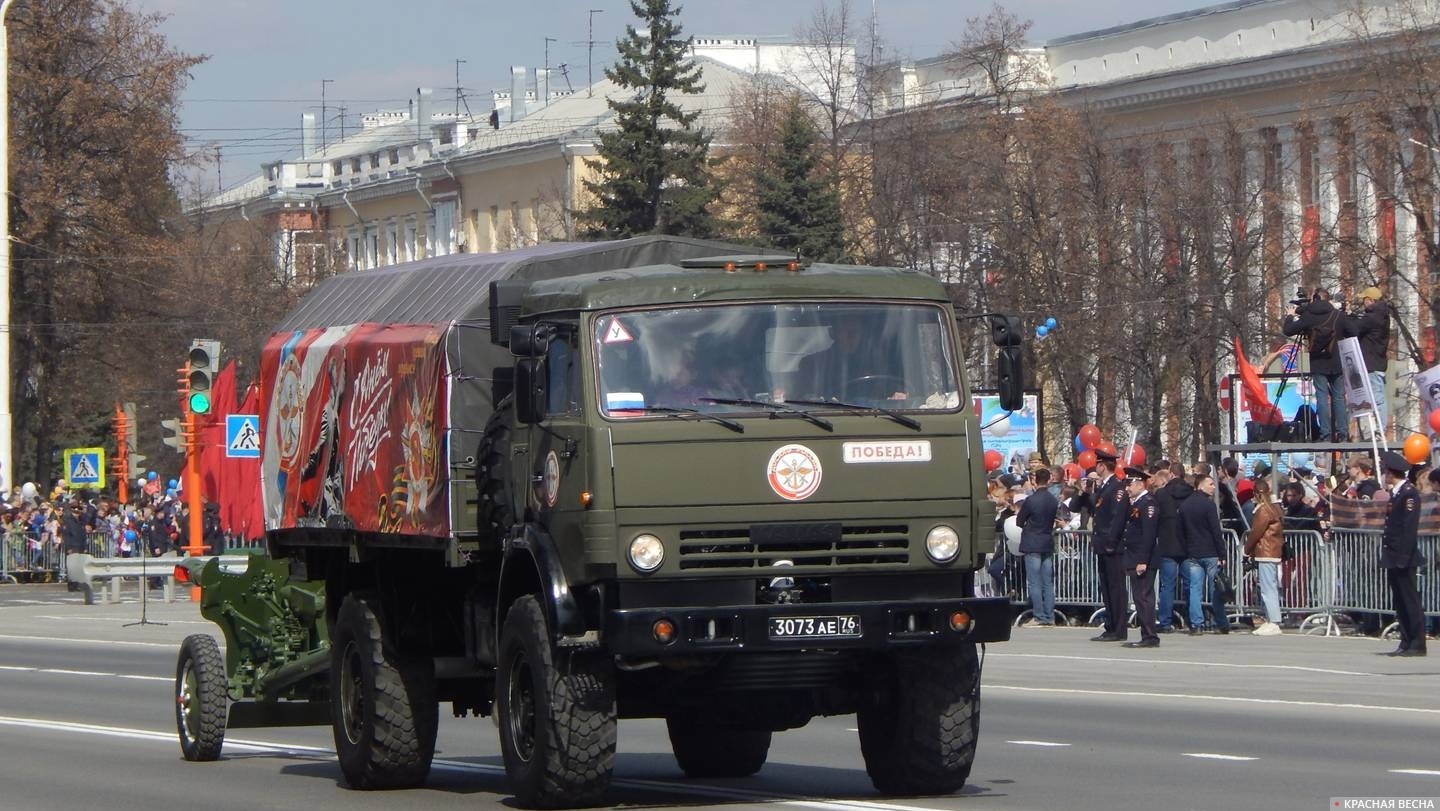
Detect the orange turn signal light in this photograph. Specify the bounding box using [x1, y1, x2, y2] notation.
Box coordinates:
[652, 618, 677, 644]
[948, 611, 972, 632]
[174, 565, 191, 585]
[723, 261, 737, 272]
[579, 491, 593, 507]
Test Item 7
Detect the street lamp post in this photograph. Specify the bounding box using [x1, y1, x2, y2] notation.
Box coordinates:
[0, 0, 18, 497]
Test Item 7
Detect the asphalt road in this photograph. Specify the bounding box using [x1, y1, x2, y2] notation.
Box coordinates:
[0, 583, 1436, 811]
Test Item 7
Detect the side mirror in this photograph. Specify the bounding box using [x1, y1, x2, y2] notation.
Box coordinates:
[514, 358, 548, 424]
[988, 314, 1023, 347]
[510, 324, 553, 358]
[996, 346, 1023, 412]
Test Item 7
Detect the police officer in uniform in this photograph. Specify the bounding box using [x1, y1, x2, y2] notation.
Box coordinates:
[1090, 450, 1130, 642]
[1379, 450, 1427, 656]
[1120, 467, 1160, 648]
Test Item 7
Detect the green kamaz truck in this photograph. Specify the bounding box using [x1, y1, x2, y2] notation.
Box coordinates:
[173, 236, 1021, 807]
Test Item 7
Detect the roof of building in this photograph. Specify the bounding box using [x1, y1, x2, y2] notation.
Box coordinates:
[1048, 0, 1278, 46]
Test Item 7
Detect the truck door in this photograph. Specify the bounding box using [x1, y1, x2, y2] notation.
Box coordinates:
[524, 332, 587, 543]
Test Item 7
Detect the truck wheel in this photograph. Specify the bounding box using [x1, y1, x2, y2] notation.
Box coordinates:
[477, 397, 515, 538]
[176, 634, 227, 761]
[497, 595, 616, 808]
[666, 719, 771, 777]
[857, 643, 980, 796]
[330, 593, 437, 789]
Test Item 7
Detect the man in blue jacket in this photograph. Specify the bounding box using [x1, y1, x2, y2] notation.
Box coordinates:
[1120, 468, 1161, 648]
[1018, 468, 1060, 627]
[1180, 474, 1233, 635]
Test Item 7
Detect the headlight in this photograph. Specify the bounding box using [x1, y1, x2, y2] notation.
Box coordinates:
[628, 533, 665, 573]
[925, 525, 960, 563]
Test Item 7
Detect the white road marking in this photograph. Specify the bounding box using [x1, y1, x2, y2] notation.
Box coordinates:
[1391, 769, 1440, 777]
[1007, 740, 1070, 747]
[0, 664, 167, 682]
[0, 714, 964, 811]
[1184, 753, 1257, 761]
[33, 615, 211, 624]
[0, 633, 187, 649]
[990, 652, 1380, 678]
[988, 684, 1440, 715]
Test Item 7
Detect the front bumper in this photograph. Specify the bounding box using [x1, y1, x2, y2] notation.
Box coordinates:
[604, 596, 1012, 656]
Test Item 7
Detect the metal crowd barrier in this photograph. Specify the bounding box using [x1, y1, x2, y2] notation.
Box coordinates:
[1, 527, 65, 584]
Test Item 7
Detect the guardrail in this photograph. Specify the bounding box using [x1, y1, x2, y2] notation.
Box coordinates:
[64, 552, 257, 605]
[980, 526, 1438, 635]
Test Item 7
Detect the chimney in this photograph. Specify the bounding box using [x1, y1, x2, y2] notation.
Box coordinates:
[536, 68, 549, 109]
[510, 66, 528, 122]
[416, 87, 433, 138]
[300, 112, 317, 157]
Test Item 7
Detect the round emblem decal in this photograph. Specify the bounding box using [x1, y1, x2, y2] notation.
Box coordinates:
[542, 451, 561, 508]
[275, 354, 304, 469]
[767, 444, 823, 501]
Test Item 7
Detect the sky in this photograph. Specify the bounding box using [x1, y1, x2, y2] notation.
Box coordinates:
[132, 0, 1214, 194]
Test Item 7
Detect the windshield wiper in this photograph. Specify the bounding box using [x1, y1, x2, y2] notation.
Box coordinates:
[784, 399, 922, 431]
[641, 405, 745, 433]
[698, 397, 834, 431]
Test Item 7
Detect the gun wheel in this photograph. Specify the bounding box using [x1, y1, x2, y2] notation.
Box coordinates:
[176, 633, 227, 761]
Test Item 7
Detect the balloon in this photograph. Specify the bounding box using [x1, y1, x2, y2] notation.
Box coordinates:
[1404, 433, 1431, 465]
[1003, 515, 1022, 556]
[1063, 463, 1082, 481]
[1127, 444, 1146, 466]
[1074, 434, 1086, 453]
[1078, 424, 1102, 449]
[20, 482, 36, 499]
[147, 471, 158, 481]
[1429, 409, 1440, 434]
[136, 477, 146, 488]
[168, 479, 179, 489]
[1077, 449, 1097, 470]
[988, 415, 1011, 437]
[1045, 317, 1058, 330]
[1098, 441, 1118, 458]
[1035, 325, 1049, 338]
[1289, 451, 1313, 470]
[1114, 465, 1127, 480]
[984, 449, 1003, 471]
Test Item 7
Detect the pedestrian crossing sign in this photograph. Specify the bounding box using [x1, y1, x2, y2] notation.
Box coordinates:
[226, 414, 261, 459]
[64, 447, 105, 489]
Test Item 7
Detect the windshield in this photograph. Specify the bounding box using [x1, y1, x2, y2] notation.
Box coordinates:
[594, 302, 961, 417]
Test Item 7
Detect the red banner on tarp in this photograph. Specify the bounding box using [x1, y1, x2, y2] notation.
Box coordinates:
[260, 324, 450, 535]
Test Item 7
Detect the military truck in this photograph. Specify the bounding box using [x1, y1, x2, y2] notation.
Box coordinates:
[172, 236, 1022, 807]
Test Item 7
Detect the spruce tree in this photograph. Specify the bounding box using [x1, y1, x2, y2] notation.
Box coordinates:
[580, 0, 718, 239]
[755, 100, 846, 261]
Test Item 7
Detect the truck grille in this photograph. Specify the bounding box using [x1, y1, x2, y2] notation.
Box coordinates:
[677, 523, 910, 570]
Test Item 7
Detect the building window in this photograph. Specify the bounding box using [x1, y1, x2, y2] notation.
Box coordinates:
[404, 220, 418, 263]
[488, 205, 499, 252]
[364, 225, 379, 270]
[370, 153, 380, 169]
[388, 147, 400, 165]
[385, 220, 399, 266]
[433, 198, 458, 256]
[332, 160, 343, 175]
[351, 157, 362, 173]
[347, 230, 362, 270]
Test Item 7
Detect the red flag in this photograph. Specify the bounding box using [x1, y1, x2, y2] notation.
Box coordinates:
[1233, 337, 1282, 425]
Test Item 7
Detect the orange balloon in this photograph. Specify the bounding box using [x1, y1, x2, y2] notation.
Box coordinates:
[1429, 409, 1440, 434]
[1077, 449, 1097, 470]
[1404, 433, 1431, 465]
[1098, 441, 1118, 458]
[1078, 424, 1102, 449]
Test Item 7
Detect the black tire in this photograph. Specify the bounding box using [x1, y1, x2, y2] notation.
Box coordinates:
[857, 643, 980, 796]
[477, 397, 515, 539]
[176, 634, 228, 761]
[666, 719, 771, 778]
[497, 595, 616, 808]
[330, 593, 437, 789]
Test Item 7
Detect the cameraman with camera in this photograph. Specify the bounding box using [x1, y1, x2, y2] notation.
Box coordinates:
[1282, 287, 1346, 441]
[1341, 286, 1391, 439]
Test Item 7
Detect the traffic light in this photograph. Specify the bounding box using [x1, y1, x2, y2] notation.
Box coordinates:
[161, 418, 186, 453]
[187, 339, 221, 415]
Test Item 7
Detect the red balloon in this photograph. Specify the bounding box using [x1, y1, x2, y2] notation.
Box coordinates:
[1429, 409, 1440, 434]
[1127, 444, 1147, 466]
[1063, 463, 1082, 481]
[1114, 466, 1127, 480]
[1404, 433, 1431, 465]
[1077, 449, 1097, 470]
[1098, 441, 1118, 458]
[1078, 423, 1102, 449]
[983, 449, 1003, 471]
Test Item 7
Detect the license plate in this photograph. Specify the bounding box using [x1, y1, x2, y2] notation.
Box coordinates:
[768, 615, 862, 639]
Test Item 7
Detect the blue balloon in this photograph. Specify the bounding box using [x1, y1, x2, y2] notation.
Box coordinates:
[147, 471, 158, 481]
[1045, 317, 1058, 330]
[168, 479, 179, 489]
[1074, 433, 1086, 453]
[1035, 325, 1049, 338]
